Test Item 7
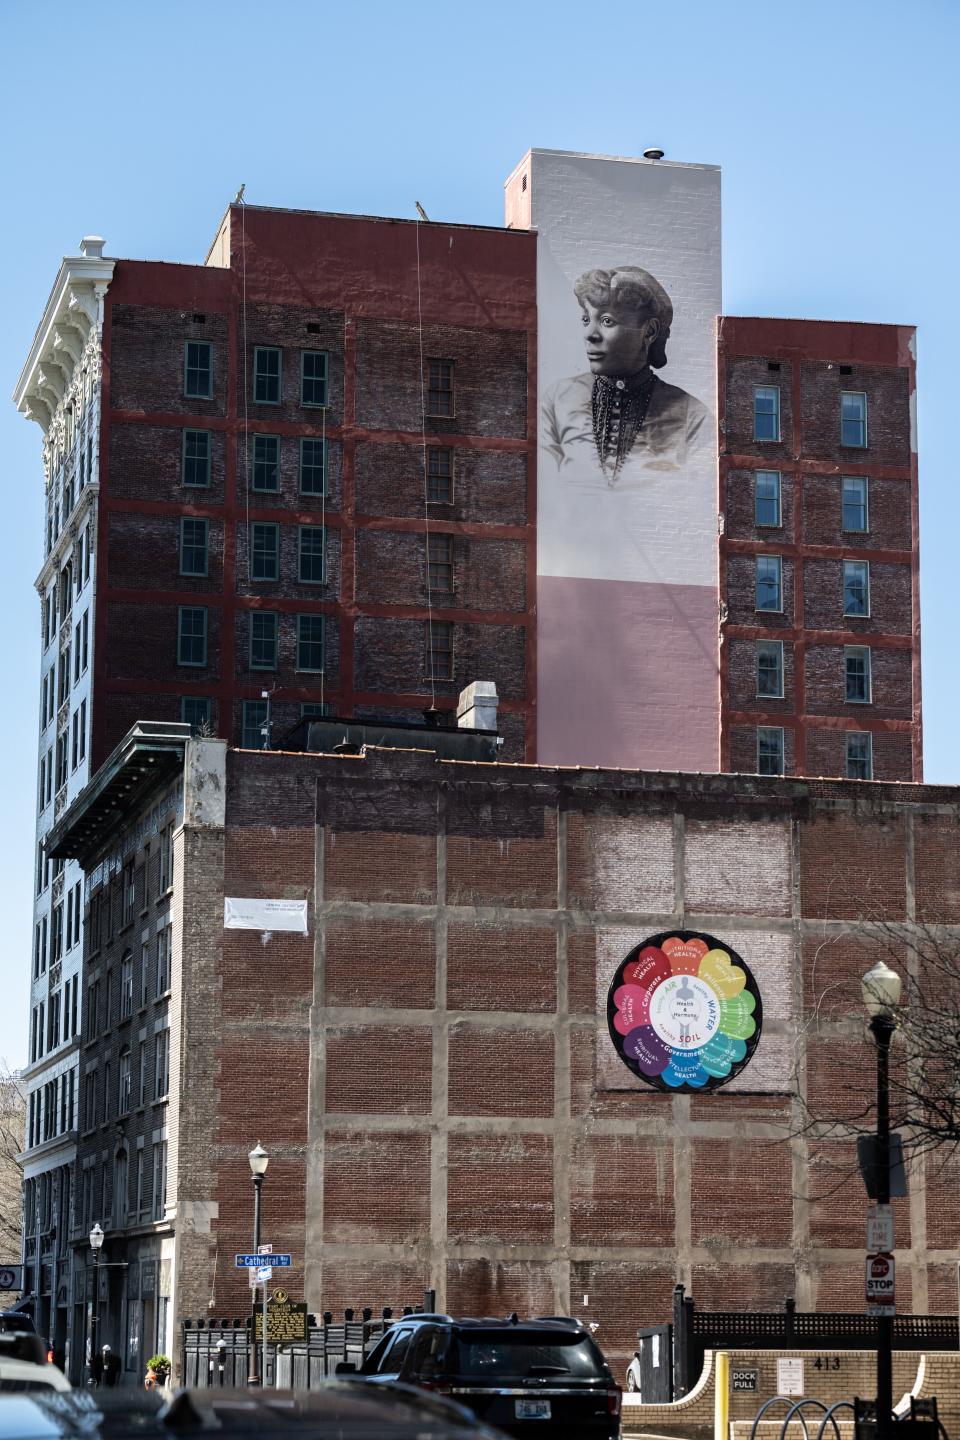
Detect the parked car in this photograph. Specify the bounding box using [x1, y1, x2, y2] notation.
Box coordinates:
[0, 1328, 70, 1394]
[624, 1354, 641, 1392]
[0, 1383, 508, 1437]
[339, 1313, 622, 1438]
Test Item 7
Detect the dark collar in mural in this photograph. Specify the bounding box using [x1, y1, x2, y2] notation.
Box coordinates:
[591, 371, 659, 482]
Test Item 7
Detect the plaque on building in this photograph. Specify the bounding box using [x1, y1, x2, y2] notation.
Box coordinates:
[607, 930, 762, 1092]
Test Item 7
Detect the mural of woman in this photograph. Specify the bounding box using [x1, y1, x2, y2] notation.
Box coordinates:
[541, 266, 710, 486]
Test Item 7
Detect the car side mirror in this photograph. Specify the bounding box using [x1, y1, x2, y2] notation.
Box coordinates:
[335, 1361, 357, 1375]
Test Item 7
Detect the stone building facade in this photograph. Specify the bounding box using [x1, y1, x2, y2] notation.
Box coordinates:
[48, 728, 960, 1382]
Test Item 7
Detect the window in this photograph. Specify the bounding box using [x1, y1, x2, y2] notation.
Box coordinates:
[845, 645, 872, 703]
[180, 518, 208, 577]
[71, 709, 79, 771]
[842, 476, 869, 532]
[754, 471, 782, 527]
[250, 522, 279, 581]
[252, 435, 280, 491]
[298, 526, 326, 584]
[299, 437, 326, 495]
[154, 1029, 170, 1100]
[181, 696, 211, 733]
[250, 611, 278, 669]
[755, 555, 782, 612]
[135, 1149, 144, 1216]
[841, 391, 867, 448]
[80, 611, 89, 674]
[757, 726, 785, 776]
[156, 927, 171, 995]
[253, 347, 282, 404]
[301, 701, 329, 720]
[177, 607, 207, 666]
[301, 350, 328, 407]
[756, 640, 784, 699]
[427, 621, 453, 681]
[184, 341, 212, 399]
[123, 861, 135, 926]
[843, 560, 870, 617]
[846, 731, 873, 780]
[753, 386, 780, 442]
[182, 429, 211, 487]
[73, 620, 81, 683]
[158, 823, 173, 893]
[242, 699, 269, 750]
[427, 533, 453, 593]
[118, 1051, 131, 1115]
[292, 613, 324, 672]
[121, 953, 134, 1019]
[426, 359, 454, 417]
[152, 1140, 167, 1220]
[56, 734, 68, 791]
[113, 1149, 128, 1226]
[427, 446, 453, 503]
[138, 1044, 147, 1107]
[78, 699, 87, 764]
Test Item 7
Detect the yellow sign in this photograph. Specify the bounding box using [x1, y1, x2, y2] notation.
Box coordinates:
[253, 1296, 307, 1343]
[273, 1289, 287, 1304]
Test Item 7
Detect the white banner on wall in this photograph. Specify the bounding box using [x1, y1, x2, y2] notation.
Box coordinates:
[224, 898, 309, 933]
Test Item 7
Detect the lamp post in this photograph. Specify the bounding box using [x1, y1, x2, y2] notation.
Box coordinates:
[861, 960, 903, 1440]
[89, 1224, 104, 1386]
[247, 1144, 269, 1388]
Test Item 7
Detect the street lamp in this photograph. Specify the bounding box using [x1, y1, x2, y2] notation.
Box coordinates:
[247, 1144, 269, 1388]
[89, 1224, 104, 1385]
[861, 961, 903, 1440]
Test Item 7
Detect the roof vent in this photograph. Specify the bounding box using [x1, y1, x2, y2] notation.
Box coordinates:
[643, 148, 665, 161]
[79, 236, 105, 259]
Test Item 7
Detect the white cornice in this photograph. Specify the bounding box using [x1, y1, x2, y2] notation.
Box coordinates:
[13, 250, 115, 435]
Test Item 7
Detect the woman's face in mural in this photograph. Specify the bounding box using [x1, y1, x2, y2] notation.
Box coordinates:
[580, 300, 660, 377]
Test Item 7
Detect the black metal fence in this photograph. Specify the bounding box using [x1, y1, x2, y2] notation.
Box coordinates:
[182, 1291, 437, 1390]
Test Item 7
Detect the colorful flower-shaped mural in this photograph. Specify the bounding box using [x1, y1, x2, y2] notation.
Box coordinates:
[607, 931, 762, 1092]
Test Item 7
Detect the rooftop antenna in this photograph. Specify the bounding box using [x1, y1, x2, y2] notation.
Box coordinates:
[642, 148, 665, 162]
[415, 201, 430, 222]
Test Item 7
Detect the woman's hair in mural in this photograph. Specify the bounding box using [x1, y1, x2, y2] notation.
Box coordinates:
[573, 266, 673, 369]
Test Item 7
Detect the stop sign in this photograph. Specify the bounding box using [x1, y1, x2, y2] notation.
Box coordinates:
[866, 1251, 895, 1307]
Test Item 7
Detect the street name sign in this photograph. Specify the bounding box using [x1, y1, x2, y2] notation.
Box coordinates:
[866, 1251, 895, 1314]
[235, 1254, 292, 1268]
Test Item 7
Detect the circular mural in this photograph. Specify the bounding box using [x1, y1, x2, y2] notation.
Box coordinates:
[606, 931, 762, 1092]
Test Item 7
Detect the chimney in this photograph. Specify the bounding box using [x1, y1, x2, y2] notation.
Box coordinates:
[79, 236, 105, 259]
[456, 680, 498, 732]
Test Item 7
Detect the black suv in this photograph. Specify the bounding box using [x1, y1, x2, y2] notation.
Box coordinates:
[342, 1314, 621, 1438]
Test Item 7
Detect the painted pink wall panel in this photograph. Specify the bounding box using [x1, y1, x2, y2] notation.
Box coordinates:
[537, 576, 719, 771]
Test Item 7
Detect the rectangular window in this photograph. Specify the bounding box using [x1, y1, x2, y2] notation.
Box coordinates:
[753, 386, 780, 442]
[757, 726, 785, 776]
[80, 611, 89, 673]
[845, 645, 872, 703]
[300, 350, 328, 407]
[123, 861, 135, 926]
[180, 517, 208, 577]
[78, 699, 86, 764]
[297, 614, 325, 672]
[253, 346, 282, 404]
[180, 696, 211, 733]
[427, 446, 453, 503]
[182, 429, 211, 487]
[138, 1043, 147, 1106]
[842, 475, 869, 532]
[158, 823, 173, 893]
[755, 555, 783, 612]
[242, 699, 270, 750]
[73, 620, 81, 683]
[754, 470, 782, 527]
[156, 927, 171, 996]
[427, 533, 454, 593]
[155, 1029, 170, 1100]
[426, 359, 454, 417]
[843, 560, 870, 617]
[121, 954, 134, 1019]
[71, 709, 79, 771]
[249, 611, 278, 669]
[252, 434, 280, 491]
[152, 1140, 167, 1221]
[756, 640, 784, 699]
[846, 731, 873, 780]
[184, 341, 212, 399]
[299, 436, 326, 495]
[841, 391, 867, 448]
[300, 701, 329, 720]
[298, 525, 326, 584]
[177, 607, 207, 666]
[118, 1051, 131, 1115]
[56, 734, 68, 791]
[250, 522, 279, 580]
[426, 621, 454, 681]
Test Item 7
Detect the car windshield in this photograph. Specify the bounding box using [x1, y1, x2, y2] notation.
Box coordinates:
[453, 1330, 607, 1379]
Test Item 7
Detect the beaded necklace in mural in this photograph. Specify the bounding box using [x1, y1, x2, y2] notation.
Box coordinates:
[591, 371, 658, 483]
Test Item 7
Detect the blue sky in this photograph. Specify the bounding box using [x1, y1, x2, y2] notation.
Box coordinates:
[1, 0, 956, 1066]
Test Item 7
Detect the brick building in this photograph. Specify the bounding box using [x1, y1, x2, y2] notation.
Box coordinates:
[47, 724, 960, 1385]
[12, 148, 922, 1373]
[719, 317, 920, 784]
